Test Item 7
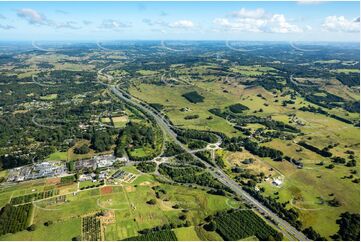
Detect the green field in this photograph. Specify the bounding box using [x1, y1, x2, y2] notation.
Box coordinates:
[39, 94, 58, 100]
[1, 218, 81, 241]
[0, 172, 239, 241]
[46, 151, 68, 161]
[0, 40, 359, 241]
[129, 83, 241, 137]
[174, 226, 201, 241]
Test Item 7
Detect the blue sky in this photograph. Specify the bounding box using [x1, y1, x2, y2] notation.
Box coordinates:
[0, 1, 359, 41]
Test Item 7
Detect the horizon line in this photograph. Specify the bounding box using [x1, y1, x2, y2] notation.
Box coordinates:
[0, 40, 360, 43]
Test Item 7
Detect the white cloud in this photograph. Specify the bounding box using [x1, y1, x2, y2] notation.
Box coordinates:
[17, 8, 51, 25]
[0, 24, 15, 30]
[267, 14, 303, 33]
[214, 8, 303, 33]
[322, 16, 360, 33]
[100, 19, 131, 31]
[213, 17, 263, 32]
[231, 8, 265, 19]
[0, 14, 6, 20]
[168, 20, 195, 29]
[16, 8, 81, 30]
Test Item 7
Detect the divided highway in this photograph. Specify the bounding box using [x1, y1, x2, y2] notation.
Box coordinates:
[109, 84, 308, 241]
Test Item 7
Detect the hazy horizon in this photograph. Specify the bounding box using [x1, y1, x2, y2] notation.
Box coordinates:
[0, 1, 359, 42]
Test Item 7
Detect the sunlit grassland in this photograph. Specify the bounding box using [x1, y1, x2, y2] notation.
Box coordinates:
[1, 169, 239, 241]
[331, 68, 360, 74]
[103, 175, 238, 240]
[224, 150, 281, 178]
[129, 83, 241, 137]
[46, 151, 68, 161]
[174, 226, 201, 241]
[1, 218, 81, 241]
[230, 65, 277, 77]
[39, 94, 58, 100]
[324, 82, 359, 102]
[136, 70, 159, 76]
[258, 157, 359, 238]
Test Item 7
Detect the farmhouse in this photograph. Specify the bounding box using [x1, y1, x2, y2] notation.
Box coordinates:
[272, 178, 283, 187]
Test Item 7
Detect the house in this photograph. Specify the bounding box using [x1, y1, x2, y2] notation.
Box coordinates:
[272, 178, 283, 186]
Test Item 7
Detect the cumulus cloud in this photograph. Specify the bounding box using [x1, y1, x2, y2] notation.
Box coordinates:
[0, 24, 15, 30]
[17, 8, 51, 25]
[213, 17, 263, 32]
[0, 14, 6, 19]
[168, 20, 195, 29]
[99, 19, 131, 31]
[214, 8, 303, 33]
[322, 16, 360, 33]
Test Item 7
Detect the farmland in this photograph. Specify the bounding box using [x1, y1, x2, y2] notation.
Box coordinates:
[0, 170, 242, 240]
[0, 38, 359, 241]
[213, 210, 282, 240]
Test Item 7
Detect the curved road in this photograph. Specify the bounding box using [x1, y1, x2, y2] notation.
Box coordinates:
[108, 85, 308, 241]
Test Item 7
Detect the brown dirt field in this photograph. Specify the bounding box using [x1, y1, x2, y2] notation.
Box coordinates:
[58, 183, 78, 195]
[139, 181, 152, 186]
[46, 177, 61, 185]
[100, 186, 113, 195]
[124, 186, 135, 192]
[101, 210, 115, 225]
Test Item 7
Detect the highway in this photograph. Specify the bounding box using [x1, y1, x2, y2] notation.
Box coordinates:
[108, 84, 309, 241]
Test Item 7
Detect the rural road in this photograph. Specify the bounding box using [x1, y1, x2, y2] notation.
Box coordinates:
[108, 84, 309, 241]
[289, 74, 319, 88]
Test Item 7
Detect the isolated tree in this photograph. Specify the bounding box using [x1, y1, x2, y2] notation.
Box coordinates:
[147, 199, 156, 205]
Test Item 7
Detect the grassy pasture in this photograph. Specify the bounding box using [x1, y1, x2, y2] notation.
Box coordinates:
[0, 218, 81, 241]
[174, 226, 200, 241]
[46, 151, 68, 161]
[331, 68, 360, 74]
[129, 83, 241, 137]
[230, 65, 277, 77]
[258, 157, 359, 238]
[39, 94, 58, 100]
[136, 70, 159, 76]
